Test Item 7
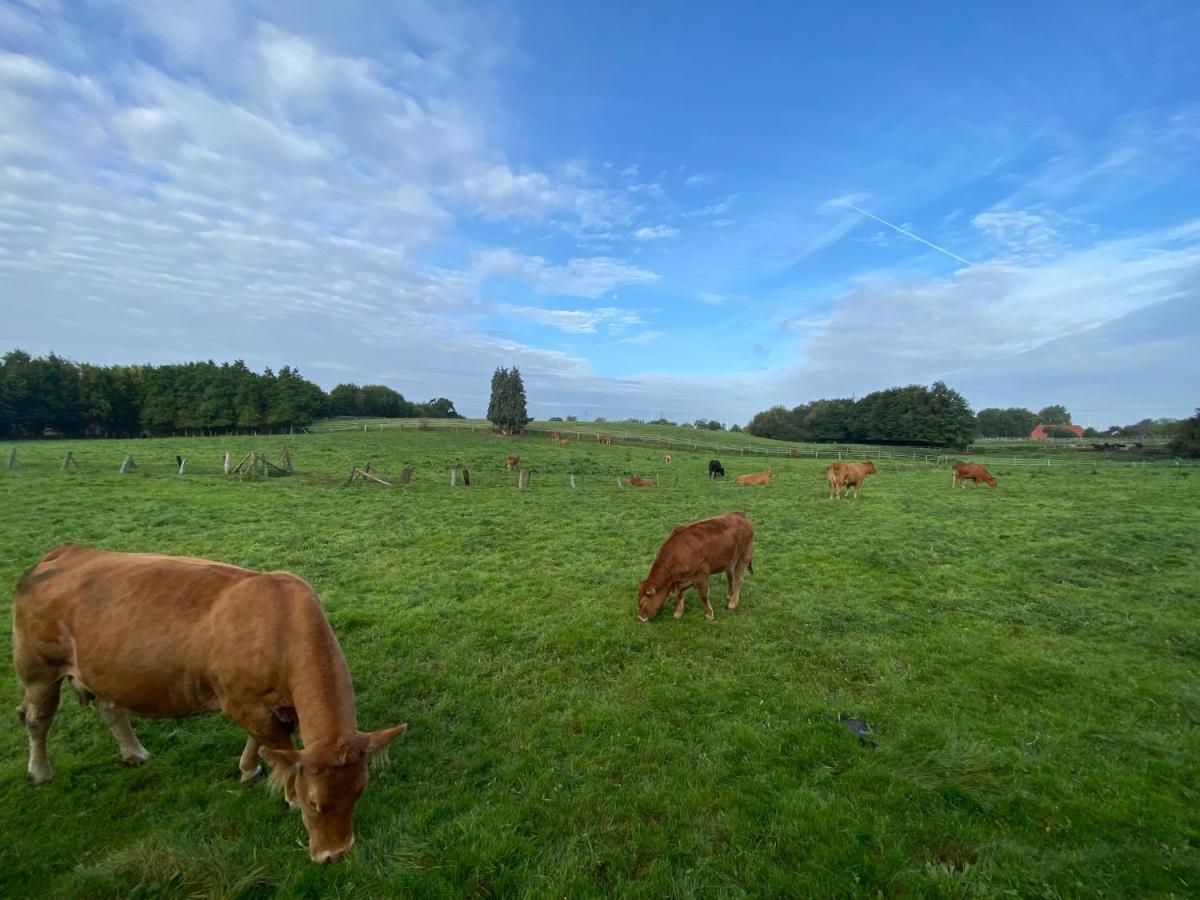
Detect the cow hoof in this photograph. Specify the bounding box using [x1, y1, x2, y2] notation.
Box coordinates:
[27, 764, 53, 784]
[673, 611, 684, 619]
[239, 764, 264, 784]
[122, 748, 151, 767]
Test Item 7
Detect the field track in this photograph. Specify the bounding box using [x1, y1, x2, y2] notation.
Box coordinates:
[2, 428, 1198, 897]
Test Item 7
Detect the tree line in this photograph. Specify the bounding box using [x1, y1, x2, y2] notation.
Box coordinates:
[0, 349, 460, 439]
[747, 382, 977, 448]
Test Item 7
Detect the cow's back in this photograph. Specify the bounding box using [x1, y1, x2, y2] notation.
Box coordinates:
[653, 513, 752, 579]
[14, 545, 321, 717]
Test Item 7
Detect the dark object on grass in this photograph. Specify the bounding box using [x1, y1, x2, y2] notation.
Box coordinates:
[840, 715, 877, 748]
[709, 459, 725, 478]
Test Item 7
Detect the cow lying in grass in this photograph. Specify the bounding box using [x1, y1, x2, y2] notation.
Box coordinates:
[734, 468, 771, 486]
[952, 461, 997, 488]
[637, 512, 755, 622]
[628, 476, 655, 487]
[826, 461, 877, 499]
[505, 455, 519, 470]
[12, 544, 406, 863]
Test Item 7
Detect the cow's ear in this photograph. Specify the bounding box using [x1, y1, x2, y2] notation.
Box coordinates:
[259, 746, 299, 770]
[362, 724, 407, 766]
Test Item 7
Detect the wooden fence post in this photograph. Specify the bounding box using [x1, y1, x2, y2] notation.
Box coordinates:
[570, 474, 576, 489]
[450, 469, 457, 487]
[223, 451, 230, 474]
[400, 466, 414, 484]
[518, 469, 529, 489]
[119, 454, 137, 473]
[177, 458, 187, 475]
[6, 448, 17, 469]
[61, 451, 77, 471]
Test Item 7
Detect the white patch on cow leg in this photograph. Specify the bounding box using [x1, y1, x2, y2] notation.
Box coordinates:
[97, 700, 150, 766]
[26, 716, 54, 783]
[239, 736, 263, 783]
[673, 594, 686, 619]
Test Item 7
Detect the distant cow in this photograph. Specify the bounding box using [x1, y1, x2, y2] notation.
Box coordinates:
[664, 453, 673, 464]
[559, 439, 570, 447]
[12, 544, 406, 863]
[596, 434, 612, 444]
[951, 461, 997, 488]
[548, 431, 560, 442]
[708, 459, 725, 478]
[826, 461, 877, 499]
[637, 512, 755, 622]
[505, 455, 519, 471]
[628, 476, 655, 487]
[734, 467, 772, 486]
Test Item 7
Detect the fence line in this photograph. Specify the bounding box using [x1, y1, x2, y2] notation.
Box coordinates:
[306, 419, 1197, 469]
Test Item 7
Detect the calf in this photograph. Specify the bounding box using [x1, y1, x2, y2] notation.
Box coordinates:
[505, 455, 519, 471]
[826, 461, 877, 499]
[637, 512, 755, 622]
[559, 439, 570, 446]
[548, 431, 560, 442]
[12, 544, 406, 863]
[708, 459, 725, 478]
[596, 434, 612, 444]
[734, 467, 772, 486]
[663, 453, 673, 463]
[951, 461, 997, 488]
[628, 476, 655, 487]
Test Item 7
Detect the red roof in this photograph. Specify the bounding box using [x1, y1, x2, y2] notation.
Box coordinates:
[1030, 423, 1084, 439]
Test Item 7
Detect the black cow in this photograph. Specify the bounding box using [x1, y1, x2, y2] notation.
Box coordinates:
[708, 459, 725, 478]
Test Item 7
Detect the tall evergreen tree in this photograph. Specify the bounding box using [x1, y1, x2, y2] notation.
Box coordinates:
[486, 367, 531, 435]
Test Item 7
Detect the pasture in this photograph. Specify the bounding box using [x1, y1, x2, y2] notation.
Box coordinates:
[1, 428, 1198, 898]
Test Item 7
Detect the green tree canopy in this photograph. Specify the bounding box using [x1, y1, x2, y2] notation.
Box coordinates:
[1037, 404, 1071, 425]
[486, 367, 532, 435]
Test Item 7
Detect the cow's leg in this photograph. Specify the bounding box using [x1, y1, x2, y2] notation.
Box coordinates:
[673, 589, 687, 619]
[728, 563, 745, 611]
[17, 679, 62, 784]
[698, 577, 714, 622]
[229, 707, 299, 801]
[96, 700, 150, 766]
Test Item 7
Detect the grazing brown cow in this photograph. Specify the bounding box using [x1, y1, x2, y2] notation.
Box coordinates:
[637, 512, 755, 622]
[951, 461, 997, 488]
[559, 439, 570, 447]
[734, 467, 772, 486]
[826, 461, 877, 499]
[628, 476, 655, 487]
[505, 455, 519, 471]
[663, 453, 673, 463]
[548, 431, 560, 442]
[12, 544, 406, 863]
[596, 434, 612, 444]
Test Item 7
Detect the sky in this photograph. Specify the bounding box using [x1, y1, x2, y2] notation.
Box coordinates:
[1, 0, 1197, 429]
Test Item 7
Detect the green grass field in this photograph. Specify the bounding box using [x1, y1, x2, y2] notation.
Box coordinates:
[2, 429, 1198, 898]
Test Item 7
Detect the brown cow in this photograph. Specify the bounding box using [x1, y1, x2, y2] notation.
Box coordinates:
[951, 461, 997, 488]
[548, 431, 560, 442]
[826, 461, 877, 499]
[628, 476, 655, 487]
[559, 439, 570, 446]
[505, 455, 519, 471]
[663, 453, 673, 463]
[596, 434, 612, 444]
[12, 544, 406, 863]
[637, 512, 755, 622]
[734, 467, 772, 486]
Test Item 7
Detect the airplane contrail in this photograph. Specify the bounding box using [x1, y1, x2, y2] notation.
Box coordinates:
[846, 204, 974, 266]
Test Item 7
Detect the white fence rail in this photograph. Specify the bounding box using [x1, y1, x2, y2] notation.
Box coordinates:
[308, 419, 1197, 469]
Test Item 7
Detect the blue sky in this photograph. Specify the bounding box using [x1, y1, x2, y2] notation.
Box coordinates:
[1, 0, 1197, 427]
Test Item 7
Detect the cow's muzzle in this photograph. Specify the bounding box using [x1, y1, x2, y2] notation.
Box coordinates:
[312, 835, 354, 864]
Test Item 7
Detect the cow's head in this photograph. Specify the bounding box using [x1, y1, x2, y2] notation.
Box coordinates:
[864, 462, 877, 474]
[983, 472, 998, 488]
[260, 724, 407, 863]
[636, 579, 672, 622]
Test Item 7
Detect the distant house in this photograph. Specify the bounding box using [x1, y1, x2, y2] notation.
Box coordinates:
[1030, 423, 1084, 439]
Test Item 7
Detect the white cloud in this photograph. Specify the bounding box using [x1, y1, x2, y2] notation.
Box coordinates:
[498, 305, 648, 335]
[632, 225, 679, 240]
[684, 173, 712, 187]
[473, 249, 659, 297]
[616, 330, 664, 346]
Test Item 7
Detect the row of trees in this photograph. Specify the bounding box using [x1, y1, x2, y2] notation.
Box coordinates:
[747, 382, 977, 447]
[0, 349, 460, 439]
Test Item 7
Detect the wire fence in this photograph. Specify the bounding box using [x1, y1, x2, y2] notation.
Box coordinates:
[307, 419, 1198, 469]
